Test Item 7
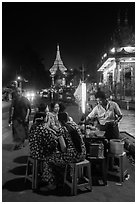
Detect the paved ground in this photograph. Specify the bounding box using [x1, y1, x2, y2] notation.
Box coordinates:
[2, 102, 135, 202]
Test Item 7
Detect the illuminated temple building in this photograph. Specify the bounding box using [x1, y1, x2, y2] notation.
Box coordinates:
[97, 12, 135, 101]
[49, 44, 67, 87]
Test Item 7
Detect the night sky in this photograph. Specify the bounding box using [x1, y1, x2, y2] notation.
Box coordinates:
[2, 2, 135, 89]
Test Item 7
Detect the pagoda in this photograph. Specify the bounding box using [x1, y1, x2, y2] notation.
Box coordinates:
[49, 44, 67, 87]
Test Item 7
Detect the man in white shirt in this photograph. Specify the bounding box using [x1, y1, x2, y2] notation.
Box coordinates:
[86, 95, 123, 140]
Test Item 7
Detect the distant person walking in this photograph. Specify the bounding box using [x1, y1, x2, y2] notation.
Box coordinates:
[9, 89, 31, 150]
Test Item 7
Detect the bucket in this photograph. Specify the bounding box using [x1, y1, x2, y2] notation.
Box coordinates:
[110, 139, 124, 155]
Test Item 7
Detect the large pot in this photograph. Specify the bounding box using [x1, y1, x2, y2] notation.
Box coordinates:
[110, 139, 124, 155]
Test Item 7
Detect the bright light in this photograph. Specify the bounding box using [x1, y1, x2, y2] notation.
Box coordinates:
[110, 48, 115, 53]
[103, 53, 107, 58]
[31, 93, 35, 97]
[26, 93, 30, 98]
[124, 46, 135, 53]
[17, 76, 21, 80]
[81, 82, 86, 114]
[25, 91, 36, 101]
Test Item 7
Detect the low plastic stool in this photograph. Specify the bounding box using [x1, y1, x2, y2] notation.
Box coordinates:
[25, 156, 43, 190]
[64, 159, 92, 196]
[87, 156, 107, 185]
[107, 152, 128, 183]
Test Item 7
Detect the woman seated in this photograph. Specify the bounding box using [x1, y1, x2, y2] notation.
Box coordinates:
[29, 103, 58, 160]
[41, 112, 86, 191]
[59, 102, 73, 122]
[33, 103, 48, 124]
[46, 102, 61, 132]
[46, 102, 73, 133]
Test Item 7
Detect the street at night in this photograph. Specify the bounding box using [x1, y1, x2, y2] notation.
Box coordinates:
[2, 1, 135, 202]
[2, 100, 135, 202]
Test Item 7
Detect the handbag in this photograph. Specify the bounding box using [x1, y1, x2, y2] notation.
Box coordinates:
[58, 136, 66, 152]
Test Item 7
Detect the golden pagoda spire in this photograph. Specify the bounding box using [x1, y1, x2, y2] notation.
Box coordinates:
[49, 44, 67, 75]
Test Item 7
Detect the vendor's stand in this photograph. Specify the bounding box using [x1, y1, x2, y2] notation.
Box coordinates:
[80, 124, 128, 185]
[83, 129, 107, 185]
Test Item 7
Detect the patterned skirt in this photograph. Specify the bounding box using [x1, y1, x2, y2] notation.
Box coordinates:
[42, 150, 86, 185]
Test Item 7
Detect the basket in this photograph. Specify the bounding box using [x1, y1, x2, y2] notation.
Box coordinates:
[110, 139, 124, 155]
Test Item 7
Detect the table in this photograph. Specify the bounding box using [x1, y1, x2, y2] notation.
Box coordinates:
[84, 131, 108, 186]
[84, 130, 108, 158]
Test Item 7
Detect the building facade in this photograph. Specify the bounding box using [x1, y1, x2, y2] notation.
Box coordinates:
[97, 13, 135, 101]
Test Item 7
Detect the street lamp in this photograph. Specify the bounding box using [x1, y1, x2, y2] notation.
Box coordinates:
[17, 76, 21, 80]
[17, 76, 22, 93]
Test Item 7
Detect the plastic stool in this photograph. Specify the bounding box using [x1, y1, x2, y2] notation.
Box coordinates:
[87, 156, 107, 185]
[107, 152, 128, 183]
[64, 159, 92, 195]
[25, 156, 43, 190]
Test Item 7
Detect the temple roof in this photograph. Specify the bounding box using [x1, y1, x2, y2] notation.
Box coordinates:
[49, 45, 67, 75]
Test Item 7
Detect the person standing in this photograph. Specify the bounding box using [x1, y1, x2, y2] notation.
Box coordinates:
[86, 94, 123, 140]
[9, 89, 31, 150]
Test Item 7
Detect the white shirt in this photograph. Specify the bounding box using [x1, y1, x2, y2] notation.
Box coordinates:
[87, 101, 122, 125]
